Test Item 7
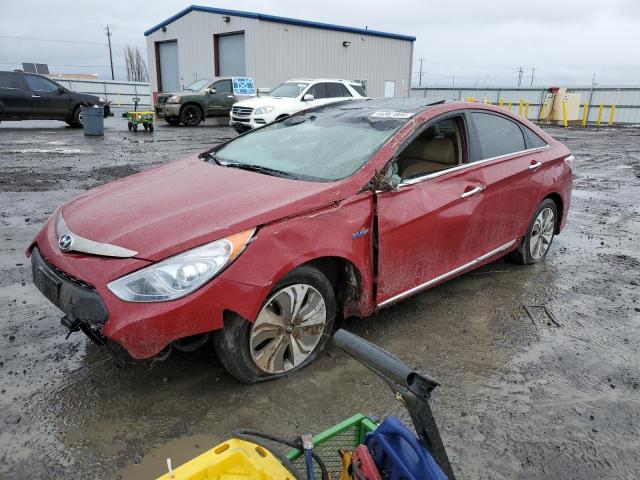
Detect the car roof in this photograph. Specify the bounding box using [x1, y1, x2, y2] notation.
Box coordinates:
[286, 78, 361, 84]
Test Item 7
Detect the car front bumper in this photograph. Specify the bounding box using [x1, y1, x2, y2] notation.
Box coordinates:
[162, 104, 181, 118]
[28, 217, 270, 359]
[229, 116, 268, 132]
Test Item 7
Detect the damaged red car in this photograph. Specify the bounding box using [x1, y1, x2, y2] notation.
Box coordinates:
[28, 99, 573, 383]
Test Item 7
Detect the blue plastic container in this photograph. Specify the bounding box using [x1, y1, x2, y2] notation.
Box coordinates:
[365, 416, 448, 480]
[81, 106, 104, 136]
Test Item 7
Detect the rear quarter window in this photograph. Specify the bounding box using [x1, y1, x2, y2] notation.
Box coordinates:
[470, 112, 526, 159]
[0, 73, 22, 89]
[522, 125, 548, 148]
[351, 84, 367, 96]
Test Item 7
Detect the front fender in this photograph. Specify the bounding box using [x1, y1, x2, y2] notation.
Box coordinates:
[219, 193, 376, 318]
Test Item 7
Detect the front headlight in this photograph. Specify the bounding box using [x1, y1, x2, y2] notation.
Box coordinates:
[254, 106, 275, 115]
[107, 228, 255, 302]
[167, 95, 181, 104]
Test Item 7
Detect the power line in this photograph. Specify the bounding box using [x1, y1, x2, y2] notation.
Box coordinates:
[0, 34, 133, 48]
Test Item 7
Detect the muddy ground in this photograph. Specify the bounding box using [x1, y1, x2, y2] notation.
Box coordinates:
[0, 114, 638, 479]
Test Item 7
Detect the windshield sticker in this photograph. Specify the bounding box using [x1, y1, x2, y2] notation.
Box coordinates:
[370, 111, 414, 119]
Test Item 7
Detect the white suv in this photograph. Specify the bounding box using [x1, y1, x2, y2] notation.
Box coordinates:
[229, 78, 367, 132]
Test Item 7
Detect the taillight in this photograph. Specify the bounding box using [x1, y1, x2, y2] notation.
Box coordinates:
[564, 154, 575, 171]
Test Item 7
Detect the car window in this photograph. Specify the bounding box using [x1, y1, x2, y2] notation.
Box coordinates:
[351, 84, 366, 96]
[306, 83, 329, 99]
[212, 80, 232, 94]
[0, 73, 22, 89]
[326, 83, 352, 98]
[396, 117, 465, 180]
[470, 112, 526, 159]
[522, 125, 547, 148]
[25, 75, 59, 92]
[269, 82, 309, 98]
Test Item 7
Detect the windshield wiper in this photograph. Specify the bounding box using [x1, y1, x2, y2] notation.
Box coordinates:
[222, 162, 298, 179]
[202, 152, 223, 165]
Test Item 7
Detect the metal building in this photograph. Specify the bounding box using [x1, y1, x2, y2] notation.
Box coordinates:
[144, 6, 415, 98]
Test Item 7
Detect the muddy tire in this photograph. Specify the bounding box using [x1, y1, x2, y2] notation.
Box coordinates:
[180, 105, 203, 127]
[66, 106, 83, 128]
[213, 265, 336, 384]
[508, 198, 558, 265]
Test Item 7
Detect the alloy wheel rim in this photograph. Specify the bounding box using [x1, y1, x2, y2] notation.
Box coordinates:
[250, 284, 327, 374]
[530, 207, 555, 260]
[185, 107, 199, 124]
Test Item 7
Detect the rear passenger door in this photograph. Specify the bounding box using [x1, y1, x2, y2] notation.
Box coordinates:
[467, 111, 549, 253]
[306, 82, 352, 107]
[0, 72, 30, 118]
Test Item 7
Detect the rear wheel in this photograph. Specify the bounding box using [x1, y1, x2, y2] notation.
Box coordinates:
[180, 105, 203, 127]
[509, 198, 558, 264]
[214, 265, 336, 384]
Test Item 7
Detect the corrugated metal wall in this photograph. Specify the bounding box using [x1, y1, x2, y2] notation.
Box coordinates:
[410, 87, 640, 124]
[145, 10, 413, 97]
[52, 78, 151, 107]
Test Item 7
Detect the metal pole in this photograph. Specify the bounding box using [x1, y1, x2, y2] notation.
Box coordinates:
[418, 58, 424, 87]
[106, 25, 115, 80]
[530, 67, 535, 86]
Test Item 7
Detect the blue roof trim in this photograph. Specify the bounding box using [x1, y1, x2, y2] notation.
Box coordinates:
[144, 5, 416, 41]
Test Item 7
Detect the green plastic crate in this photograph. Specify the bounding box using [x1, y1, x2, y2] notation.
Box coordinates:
[286, 413, 377, 478]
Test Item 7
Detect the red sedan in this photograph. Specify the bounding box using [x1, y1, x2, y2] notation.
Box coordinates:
[29, 99, 573, 383]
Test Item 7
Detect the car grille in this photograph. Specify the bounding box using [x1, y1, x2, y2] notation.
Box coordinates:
[41, 253, 97, 293]
[231, 106, 253, 118]
[156, 95, 171, 105]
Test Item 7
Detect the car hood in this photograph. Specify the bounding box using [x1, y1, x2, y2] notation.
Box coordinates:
[235, 96, 301, 109]
[60, 155, 347, 261]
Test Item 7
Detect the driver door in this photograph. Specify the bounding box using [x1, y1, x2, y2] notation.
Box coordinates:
[376, 114, 488, 306]
[205, 79, 235, 116]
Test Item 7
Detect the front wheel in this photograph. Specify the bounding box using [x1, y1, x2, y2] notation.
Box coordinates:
[180, 105, 203, 127]
[509, 198, 558, 264]
[214, 265, 336, 384]
[67, 106, 83, 128]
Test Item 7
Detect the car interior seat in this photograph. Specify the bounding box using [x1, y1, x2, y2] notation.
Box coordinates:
[397, 121, 462, 179]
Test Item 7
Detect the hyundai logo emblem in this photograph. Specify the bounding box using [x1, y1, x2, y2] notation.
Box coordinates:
[58, 234, 74, 251]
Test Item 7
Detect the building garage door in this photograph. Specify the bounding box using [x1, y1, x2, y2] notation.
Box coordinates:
[216, 33, 246, 76]
[157, 41, 179, 92]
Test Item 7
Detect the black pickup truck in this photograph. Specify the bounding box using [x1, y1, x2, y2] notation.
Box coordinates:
[0, 70, 111, 127]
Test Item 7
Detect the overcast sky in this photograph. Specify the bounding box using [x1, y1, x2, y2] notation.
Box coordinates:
[1, 0, 639, 87]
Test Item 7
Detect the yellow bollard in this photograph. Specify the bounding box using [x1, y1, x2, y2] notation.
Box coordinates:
[524, 102, 530, 119]
[499, 97, 504, 108]
[507, 100, 512, 112]
[608, 104, 616, 126]
[562, 101, 568, 128]
[518, 97, 524, 116]
[539, 103, 546, 121]
[597, 103, 604, 127]
[582, 102, 588, 127]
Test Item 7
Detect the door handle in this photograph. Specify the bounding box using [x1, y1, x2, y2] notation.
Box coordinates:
[529, 160, 543, 170]
[227, 95, 234, 98]
[31, 95, 41, 98]
[461, 184, 484, 198]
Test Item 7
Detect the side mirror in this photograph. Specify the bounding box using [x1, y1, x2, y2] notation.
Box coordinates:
[374, 164, 400, 192]
[205, 87, 216, 95]
[57, 86, 65, 94]
[302, 93, 315, 102]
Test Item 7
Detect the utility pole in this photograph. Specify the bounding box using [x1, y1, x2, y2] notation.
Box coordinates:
[517, 67, 523, 86]
[530, 67, 535, 86]
[418, 58, 425, 87]
[105, 24, 114, 80]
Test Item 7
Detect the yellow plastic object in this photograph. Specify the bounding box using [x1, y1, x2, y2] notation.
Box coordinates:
[156, 438, 295, 480]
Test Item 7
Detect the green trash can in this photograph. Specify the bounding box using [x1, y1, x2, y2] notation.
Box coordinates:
[81, 105, 104, 136]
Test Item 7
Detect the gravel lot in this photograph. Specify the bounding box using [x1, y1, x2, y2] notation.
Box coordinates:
[1, 114, 639, 479]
